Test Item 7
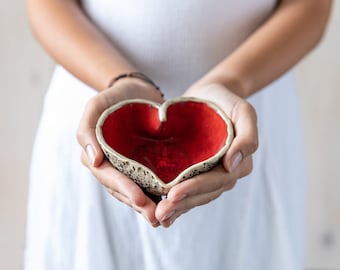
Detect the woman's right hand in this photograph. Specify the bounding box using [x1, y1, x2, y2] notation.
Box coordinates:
[77, 78, 164, 227]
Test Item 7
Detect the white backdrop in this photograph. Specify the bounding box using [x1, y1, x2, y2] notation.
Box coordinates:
[0, 2, 339, 269]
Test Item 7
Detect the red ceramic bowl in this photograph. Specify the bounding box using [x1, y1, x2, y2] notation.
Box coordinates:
[96, 97, 234, 195]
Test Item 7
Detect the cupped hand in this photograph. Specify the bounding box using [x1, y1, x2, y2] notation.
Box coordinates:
[77, 78, 164, 227]
[155, 83, 259, 227]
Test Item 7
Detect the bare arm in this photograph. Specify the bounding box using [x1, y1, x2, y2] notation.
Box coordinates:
[28, 0, 164, 226]
[27, 0, 332, 95]
[30, 0, 332, 226]
[189, 0, 333, 98]
[27, 0, 135, 90]
[157, 0, 333, 227]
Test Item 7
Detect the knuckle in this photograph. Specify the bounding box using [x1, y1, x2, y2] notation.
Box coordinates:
[248, 139, 259, 154]
[76, 129, 86, 145]
[235, 99, 251, 114]
[86, 97, 101, 110]
[243, 101, 257, 121]
[241, 157, 253, 178]
[215, 179, 225, 192]
[222, 179, 235, 192]
[207, 192, 220, 203]
[243, 102, 258, 130]
[243, 115, 259, 155]
[80, 151, 88, 166]
[77, 97, 105, 146]
[230, 180, 237, 190]
[240, 136, 259, 159]
[83, 97, 104, 118]
[245, 158, 253, 175]
[90, 95, 110, 112]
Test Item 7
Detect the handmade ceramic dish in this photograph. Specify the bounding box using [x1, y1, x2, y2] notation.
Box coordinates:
[96, 97, 234, 195]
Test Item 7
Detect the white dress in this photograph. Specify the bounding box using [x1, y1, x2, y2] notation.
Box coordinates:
[24, 1, 306, 269]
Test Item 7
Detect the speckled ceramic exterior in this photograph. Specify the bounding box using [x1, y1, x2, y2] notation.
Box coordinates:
[96, 97, 234, 196]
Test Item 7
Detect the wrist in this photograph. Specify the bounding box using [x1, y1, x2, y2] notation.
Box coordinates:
[107, 72, 164, 97]
[190, 73, 252, 99]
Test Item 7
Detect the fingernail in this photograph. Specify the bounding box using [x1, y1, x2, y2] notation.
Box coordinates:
[144, 215, 159, 227]
[161, 210, 175, 222]
[165, 216, 177, 228]
[230, 151, 243, 172]
[86, 144, 95, 166]
[152, 221, 160, 227]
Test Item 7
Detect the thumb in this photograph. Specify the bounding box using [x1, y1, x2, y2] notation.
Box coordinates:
[223, 103, 258, 173]
[77, 98, 106, 167]
[223, 135, 258, 173]
[224, 150, 243, 174]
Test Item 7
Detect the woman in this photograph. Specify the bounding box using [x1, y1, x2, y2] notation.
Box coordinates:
[25, 0, 332, 269]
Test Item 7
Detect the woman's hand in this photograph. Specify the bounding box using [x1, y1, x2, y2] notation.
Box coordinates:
[155, 83, 258, 227]
[77, 78, 164, 227]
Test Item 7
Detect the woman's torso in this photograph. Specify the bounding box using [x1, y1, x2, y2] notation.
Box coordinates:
[25, 1, 307, 269]
[81, 0, 277, 96]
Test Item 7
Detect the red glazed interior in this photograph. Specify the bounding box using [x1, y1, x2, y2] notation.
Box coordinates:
[102, 101, 229, 183]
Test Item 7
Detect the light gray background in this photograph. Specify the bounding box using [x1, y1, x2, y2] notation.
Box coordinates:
[1, 1, 339, 269]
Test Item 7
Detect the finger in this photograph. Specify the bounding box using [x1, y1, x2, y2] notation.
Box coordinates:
[135, 199, 160, 227]
[158, 178, 236, 221]
[160, 209, 187, 228]
[77, 84, 164, 168]
[176, 156, 252, 212]
[81, 149, 147, 207]
[84, 150, 160, 226]
[224, 101, 258, 172]
[77, 96, 110, 167]
[183, 84, 258, 173]
[106, 187, 134, 208]
[166, 165, 227, 201]
[156, 156, 253, 221]
[166, 179, 237, 216]
[106, 187, 160, 227]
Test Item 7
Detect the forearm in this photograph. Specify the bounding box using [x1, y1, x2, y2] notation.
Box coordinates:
[191, 0, 333, 98]
[27, 0, 135, 91]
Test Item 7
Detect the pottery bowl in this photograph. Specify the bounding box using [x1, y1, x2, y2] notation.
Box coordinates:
[96, 97, 234, 196]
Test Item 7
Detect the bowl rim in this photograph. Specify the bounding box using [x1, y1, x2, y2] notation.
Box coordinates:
[95, 96, 234, 189]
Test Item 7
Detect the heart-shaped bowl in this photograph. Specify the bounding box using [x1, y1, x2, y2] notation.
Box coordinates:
[96, 97, 234, 195]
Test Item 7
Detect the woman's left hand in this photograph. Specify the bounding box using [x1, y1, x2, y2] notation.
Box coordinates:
[155, 83, 259, 227]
